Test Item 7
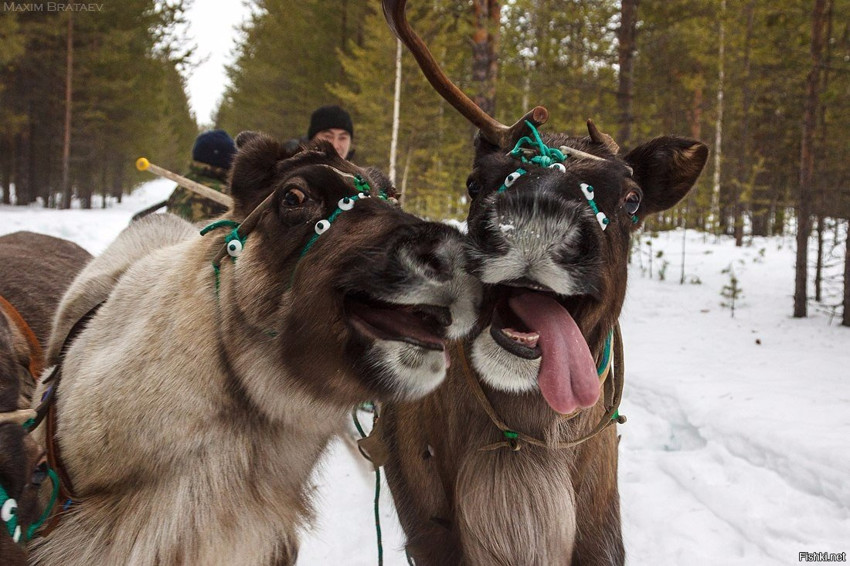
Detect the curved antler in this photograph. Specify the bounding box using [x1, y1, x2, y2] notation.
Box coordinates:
[382, 0, 548, 148]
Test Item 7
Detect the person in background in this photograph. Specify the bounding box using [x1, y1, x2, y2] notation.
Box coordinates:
[285, 105, 354, 160]
[164, 129, 237, 222]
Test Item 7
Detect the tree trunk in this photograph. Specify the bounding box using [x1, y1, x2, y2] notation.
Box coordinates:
[709, 0, 726, 235]
[617, 0, 639, 150]
[61, 13, 74, 209]
[471, 0, 500, 116]
[734, 1, 756, 247]
[843, 219, 850, 326]
[794, 0, 827, 318]
[389, 39, 402, 185]
[815, 216, 824, 302]
[0, 136, 11, 205]
[814, 0, 833, 304]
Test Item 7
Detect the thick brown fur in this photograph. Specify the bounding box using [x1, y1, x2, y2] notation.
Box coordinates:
[27, 135, 479, 565]
[0, 231, 91, 564]
[382, 129, 708, 565]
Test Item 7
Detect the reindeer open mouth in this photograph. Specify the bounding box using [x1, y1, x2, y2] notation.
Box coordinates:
[484, 283, 599, 415]
[346, 292, 451, 353]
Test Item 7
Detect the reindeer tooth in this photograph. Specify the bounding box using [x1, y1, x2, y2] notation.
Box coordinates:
[501, 328, 540, 346]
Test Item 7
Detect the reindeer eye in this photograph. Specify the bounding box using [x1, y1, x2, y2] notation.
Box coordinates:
[31, 462, 48, 486]
[283, 188, 306, 206]
[314, 219, 331, 235]
[624, 190, 641, 215]
[338, 197, 355, 210]
[226, 239, 243, 257]
[466, 177, 482, 198]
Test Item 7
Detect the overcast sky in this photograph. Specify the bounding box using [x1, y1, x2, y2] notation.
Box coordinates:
[184, 1, 253, 127]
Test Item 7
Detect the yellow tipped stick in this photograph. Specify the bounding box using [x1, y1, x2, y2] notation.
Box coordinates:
[135, 157, 232, 208]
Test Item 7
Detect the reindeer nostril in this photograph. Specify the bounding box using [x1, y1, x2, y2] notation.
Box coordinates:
[420, 251, 451, 281]
[411, 240, 453, 282]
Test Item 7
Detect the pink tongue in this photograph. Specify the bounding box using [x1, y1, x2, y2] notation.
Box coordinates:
[508, 291, 600, 414]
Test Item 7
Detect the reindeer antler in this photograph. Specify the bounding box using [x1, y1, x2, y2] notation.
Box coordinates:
[382, 0, 548, 148]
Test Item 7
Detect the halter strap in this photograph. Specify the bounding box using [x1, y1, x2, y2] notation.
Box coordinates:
[459, 325, 626, 453]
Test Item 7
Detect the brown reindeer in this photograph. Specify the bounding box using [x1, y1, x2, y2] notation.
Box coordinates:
[26, 133, 480, 566]
[0, 232, 91, 563]
[375, 2, 709, 564]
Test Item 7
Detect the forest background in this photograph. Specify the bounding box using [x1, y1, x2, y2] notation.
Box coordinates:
[1, 0, 848, 321]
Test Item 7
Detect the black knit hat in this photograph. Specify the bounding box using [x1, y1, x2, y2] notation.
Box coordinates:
[308, 105, 354, 140]
[192, 130, 237, 170]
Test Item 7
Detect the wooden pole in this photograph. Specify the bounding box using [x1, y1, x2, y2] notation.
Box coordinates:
[135, 158, 232, 208]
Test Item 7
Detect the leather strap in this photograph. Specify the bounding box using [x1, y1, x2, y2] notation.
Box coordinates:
[0, 294, 45, 381]
[30, 301, 104, 537]
[460, 324, 626, 453]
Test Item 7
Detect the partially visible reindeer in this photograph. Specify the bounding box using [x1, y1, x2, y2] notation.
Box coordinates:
[27, 133, 480, 565]
[0, 232, 91, 564]
[376, 2, 709, 564]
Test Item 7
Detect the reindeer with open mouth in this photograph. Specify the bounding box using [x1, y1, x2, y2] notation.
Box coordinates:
[376, 2, 709, 564]
[27, 132, 480, 565]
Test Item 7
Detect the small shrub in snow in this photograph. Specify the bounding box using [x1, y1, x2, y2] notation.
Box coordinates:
[720, 263, 743, 317]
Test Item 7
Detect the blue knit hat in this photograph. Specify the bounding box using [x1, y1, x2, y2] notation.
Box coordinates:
[192, 130, 237, 170]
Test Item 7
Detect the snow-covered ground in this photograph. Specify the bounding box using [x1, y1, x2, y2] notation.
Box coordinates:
[1, 182, 847, 565]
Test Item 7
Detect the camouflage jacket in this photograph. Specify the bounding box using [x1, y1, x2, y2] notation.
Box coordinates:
[165, 161, 230, 222]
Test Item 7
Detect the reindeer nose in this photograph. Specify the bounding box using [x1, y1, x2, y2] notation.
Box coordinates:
[409, 237, 454, 282]
[396, 224, 462, 284]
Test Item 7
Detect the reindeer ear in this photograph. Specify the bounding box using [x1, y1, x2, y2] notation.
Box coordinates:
[235, 131, 260, 149]
[229, 132, 289, 218]
[624, 136, 709, 216]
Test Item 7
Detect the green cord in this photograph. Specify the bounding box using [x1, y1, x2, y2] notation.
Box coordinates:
[597, 330, 613, 377]
[352, 407, 384, 566]
[199, 219, 240, 236]
[374, 466, 384, 566]
[26, 468, 60, 539]
[1, 466, 60, 543]
[509, 121, 566, 167]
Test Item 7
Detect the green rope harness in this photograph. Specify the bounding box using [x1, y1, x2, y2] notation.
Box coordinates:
[353, 407, 384, 566]
[496, 121, 641, 228]
[200, 176, 387, 272]
[1, 466, 60, 544]
[200, 220, 245, 294]
[300, 177, 388, 258]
